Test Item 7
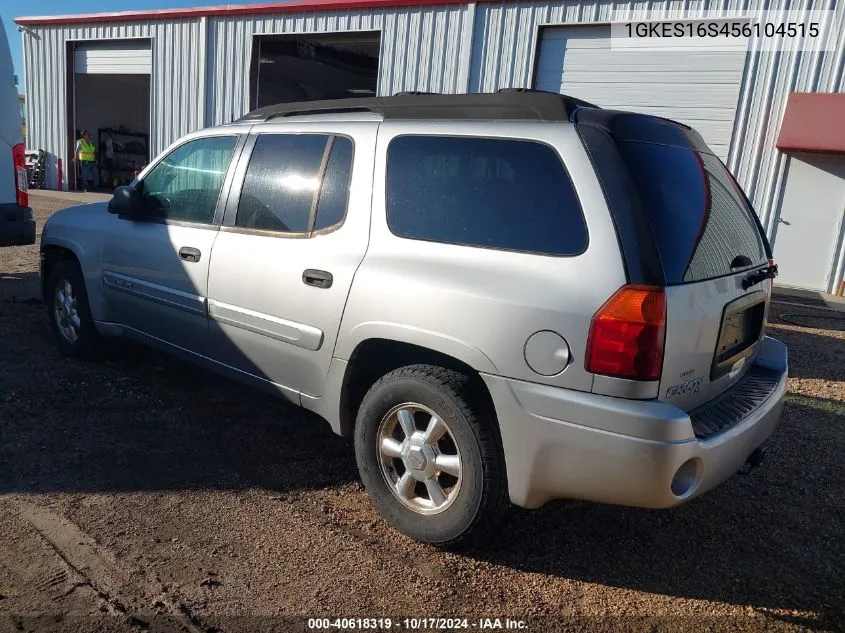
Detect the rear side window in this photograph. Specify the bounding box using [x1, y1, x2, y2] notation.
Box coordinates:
[236, 134, 353, 234]
[386, 135, 587, 256]
[580, 124, 768, 284]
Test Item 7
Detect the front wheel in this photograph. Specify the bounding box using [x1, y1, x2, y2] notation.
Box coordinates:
[354, 365, 508, 547]
[45, 259, 103, 359]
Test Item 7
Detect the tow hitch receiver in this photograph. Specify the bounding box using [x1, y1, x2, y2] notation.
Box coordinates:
[739, 444, 768, 475]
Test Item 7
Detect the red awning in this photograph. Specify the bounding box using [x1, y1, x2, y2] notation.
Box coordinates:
[776, 92, 845, 155]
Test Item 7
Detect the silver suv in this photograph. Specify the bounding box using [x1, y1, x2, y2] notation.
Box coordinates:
[39, 92, 788, 546]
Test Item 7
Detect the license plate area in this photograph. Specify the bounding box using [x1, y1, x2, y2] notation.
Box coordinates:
[711, 290, 766, 380]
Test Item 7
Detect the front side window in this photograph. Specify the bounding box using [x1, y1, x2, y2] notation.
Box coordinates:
[385, 135, 588, 256]
[235, 134, 354, 234]
[141, 135, 238, 224]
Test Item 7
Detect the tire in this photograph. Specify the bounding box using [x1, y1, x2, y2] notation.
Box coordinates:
[45, 259, 103, 359]
[354, 364, 508, 547]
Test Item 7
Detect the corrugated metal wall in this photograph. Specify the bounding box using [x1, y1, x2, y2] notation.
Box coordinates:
[470, 0, 843, 221]
[206, 4, 473, 127]
[19, 1, 845, 291]
[23, 19, 205, 187]
[23, 6, 474, 186]
[468, 0, 845, 293]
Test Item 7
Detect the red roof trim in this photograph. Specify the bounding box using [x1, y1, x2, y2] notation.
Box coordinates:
[776, 92, 845, 155]
[14, 0, 478, 26]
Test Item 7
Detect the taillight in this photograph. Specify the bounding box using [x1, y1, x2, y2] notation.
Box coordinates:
[585, 285, 666, 381]
[12, 143, 28, 208]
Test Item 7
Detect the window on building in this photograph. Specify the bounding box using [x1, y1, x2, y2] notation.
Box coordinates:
[236, 134, 354, 234]
[385, 135, 588, 256]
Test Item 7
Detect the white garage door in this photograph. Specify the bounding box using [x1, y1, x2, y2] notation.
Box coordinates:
[74, 41, 151, 75]
[534, 25, 747, 160]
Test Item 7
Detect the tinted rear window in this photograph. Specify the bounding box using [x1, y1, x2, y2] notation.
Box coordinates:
[580, 127, 768, 284]
[386, 135, 587, 256]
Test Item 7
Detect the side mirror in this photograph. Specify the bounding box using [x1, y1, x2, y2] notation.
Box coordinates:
[108, 185, 143, 217]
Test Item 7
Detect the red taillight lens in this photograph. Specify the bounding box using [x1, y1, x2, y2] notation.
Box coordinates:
[12, 143, 28, 208]
[585, 285, 666, 381]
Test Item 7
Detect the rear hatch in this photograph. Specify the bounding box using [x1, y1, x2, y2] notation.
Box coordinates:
[576, 110, 776, 411]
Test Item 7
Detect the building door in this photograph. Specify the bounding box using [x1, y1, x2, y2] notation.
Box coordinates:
[71, 39, 152, 191]
[533, 25, 748, 160]
[74, 40, 152, 74]
[773, 154, 845, 293]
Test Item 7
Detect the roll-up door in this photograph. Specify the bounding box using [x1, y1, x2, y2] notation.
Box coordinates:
[534, 25, 748, 160]
[74, 40, 151, 75]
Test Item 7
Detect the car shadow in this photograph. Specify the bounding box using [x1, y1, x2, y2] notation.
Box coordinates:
[0, 297, 359, 496]
[3, 249, 842, 626]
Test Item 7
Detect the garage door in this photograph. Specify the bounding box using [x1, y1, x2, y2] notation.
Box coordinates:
[74, 40, 152, 75]
[534, 26, 747, 160]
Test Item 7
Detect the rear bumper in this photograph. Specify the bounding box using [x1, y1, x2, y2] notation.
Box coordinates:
[0, 204, 36, 246]
[482, 336, 788, 509]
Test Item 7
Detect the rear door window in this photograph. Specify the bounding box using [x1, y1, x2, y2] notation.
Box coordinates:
[235, 134, 354, 234]
[386, 135, 587, 256]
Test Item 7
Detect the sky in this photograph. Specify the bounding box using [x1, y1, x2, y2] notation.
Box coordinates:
[1, 0, 274, 92]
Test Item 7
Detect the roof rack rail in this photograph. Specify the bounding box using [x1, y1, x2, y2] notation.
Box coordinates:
[239, 91, 601, 123]
[393, 90, 439, 96]
[496, 87, 600, 110]
[497, 87, 552, 93]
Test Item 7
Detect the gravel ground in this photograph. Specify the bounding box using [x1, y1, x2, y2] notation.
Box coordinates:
[0, 193, 842, 633]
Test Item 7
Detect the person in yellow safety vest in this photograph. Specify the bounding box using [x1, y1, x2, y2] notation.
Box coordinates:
[74, 130, 97, 192]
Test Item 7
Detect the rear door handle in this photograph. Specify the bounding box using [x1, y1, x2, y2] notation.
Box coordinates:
[179, 246, 201, 263]
[302, 269, 333, 289]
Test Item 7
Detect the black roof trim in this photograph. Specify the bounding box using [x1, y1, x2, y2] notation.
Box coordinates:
[239, 91, 600, 123]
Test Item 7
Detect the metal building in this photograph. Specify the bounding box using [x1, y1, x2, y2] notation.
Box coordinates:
[14, 0, 845, 294]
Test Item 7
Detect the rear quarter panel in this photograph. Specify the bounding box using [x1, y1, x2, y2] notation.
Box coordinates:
[334, 120, 627, 392]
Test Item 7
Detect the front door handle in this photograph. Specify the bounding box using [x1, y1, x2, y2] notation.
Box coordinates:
[302, 269, 333, 289]
[179, 246, 201, 263]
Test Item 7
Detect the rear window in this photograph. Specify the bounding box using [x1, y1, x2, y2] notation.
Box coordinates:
[386, 135, 587, 256]
[581, 127, 768, 283]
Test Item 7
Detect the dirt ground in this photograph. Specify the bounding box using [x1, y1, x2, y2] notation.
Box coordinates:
[0, 193, 842, 633]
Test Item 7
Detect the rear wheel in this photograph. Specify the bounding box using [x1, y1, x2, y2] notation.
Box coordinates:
[354, 364, 508, 546]
[46, 260, 102, 359]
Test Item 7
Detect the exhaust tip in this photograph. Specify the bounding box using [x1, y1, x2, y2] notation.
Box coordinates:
[671, 458, 701, 498]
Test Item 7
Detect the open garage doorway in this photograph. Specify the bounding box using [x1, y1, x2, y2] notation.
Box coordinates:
[69, 40, 151, 192]
[251, 32, 381, 109]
